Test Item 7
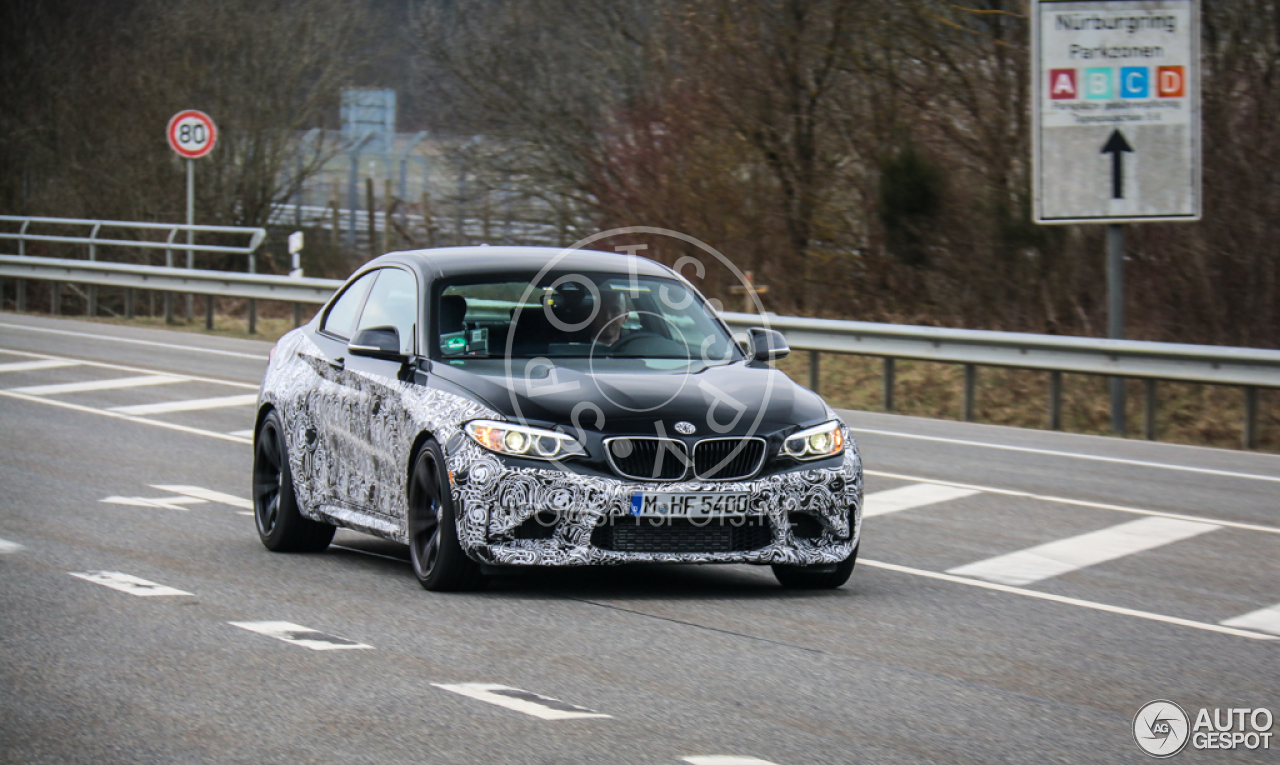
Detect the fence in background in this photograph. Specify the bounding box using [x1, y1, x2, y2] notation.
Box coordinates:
[2, 244, 1278, 449]
[0, 216, 266, 331]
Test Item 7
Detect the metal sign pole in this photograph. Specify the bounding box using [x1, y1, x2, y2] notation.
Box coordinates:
[1107, 223, 1125, 433]
[186, 158, 195, 321]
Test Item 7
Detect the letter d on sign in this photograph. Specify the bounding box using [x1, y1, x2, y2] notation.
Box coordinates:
[1158, 66, 1185, 98]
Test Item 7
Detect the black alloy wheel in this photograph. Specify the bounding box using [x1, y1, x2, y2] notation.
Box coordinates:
[408, 440, 488, 591]
[253, 409, 334, 552]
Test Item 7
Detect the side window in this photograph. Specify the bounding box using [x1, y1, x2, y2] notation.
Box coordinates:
[356, 268, 419, 355]
[321, 271, 378, 340]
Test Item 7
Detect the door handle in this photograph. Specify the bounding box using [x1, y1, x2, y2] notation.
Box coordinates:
[328, 356, 345, 371]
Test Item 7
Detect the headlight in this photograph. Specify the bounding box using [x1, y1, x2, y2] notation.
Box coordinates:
[464, 420, 586, 460]
[783, 420, 845, 460]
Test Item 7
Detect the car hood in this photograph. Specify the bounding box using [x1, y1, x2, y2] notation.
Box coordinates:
[429, 357, 830, 437]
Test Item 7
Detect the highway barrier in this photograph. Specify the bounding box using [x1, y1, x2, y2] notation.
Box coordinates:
[2, 237, 1277, 450]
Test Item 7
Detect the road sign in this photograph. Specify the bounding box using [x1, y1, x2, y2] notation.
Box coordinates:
[167, 110, 217, 160]
[1032, 0, 1200, 223]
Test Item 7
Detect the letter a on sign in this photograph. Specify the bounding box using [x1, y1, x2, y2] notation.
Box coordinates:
[1050, 69, 1077, 99]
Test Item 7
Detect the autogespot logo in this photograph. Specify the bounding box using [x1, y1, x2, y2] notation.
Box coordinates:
[1134, 700, 1190, 758]
[1134, 700, 1275, 757]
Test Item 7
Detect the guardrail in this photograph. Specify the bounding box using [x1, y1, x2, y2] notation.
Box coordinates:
[0, 216, 267, 330]
[1, 254, 1276, 449]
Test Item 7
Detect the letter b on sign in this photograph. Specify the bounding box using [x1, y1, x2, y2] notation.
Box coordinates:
[1158, 66, 1185, 98]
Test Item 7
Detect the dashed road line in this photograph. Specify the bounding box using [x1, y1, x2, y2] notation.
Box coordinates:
[0, 347, 258, 389]
[70, 571, 193, 597]
[100, 495, 207, 511]
[433, 683, 611, 720]
[228, 621, 372, 650]
[228, 429, 255, 438]
[150, 485, 253, 510]
[0, 322, 269, 360]
[111, 394, 258, 416]
[862, 559, 1277, 641]
[0, 389, 252, 444]
[862, 483, 980, 517]
[865, 469, 1280, 535]
[0, 359, 79, 373]
[0, 537, 27, 554]
[1221, 603, 1280, 636]
[683, 758, 782, 765]
[946, 517, 1220, 585]
[849, 426, 1280, 484]
[10, 374, 184, 396]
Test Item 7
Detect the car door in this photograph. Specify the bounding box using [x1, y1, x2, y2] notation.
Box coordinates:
[300, 269, 379, 512]
[341, 266, 421, 521]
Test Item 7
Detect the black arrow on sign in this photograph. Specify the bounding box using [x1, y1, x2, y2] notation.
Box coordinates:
[1101, 129, 1134, 199]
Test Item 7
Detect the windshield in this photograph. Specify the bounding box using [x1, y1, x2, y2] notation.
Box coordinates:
[435, 272, 743, 362]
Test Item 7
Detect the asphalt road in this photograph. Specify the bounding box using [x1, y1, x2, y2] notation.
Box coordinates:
[1, 311, 1276, 764]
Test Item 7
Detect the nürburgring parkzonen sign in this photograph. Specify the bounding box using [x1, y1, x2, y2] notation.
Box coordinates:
[1032, 0, 1200, 224]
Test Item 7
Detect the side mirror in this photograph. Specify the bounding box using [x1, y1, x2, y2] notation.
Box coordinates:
[348, 326, 406, 361]
[748, 327, 790, 363]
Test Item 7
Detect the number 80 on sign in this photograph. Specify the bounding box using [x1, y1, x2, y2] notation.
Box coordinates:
[167, 110, 217, 159]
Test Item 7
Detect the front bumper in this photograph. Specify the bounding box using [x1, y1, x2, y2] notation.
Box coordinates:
[446, 440, 863, 567]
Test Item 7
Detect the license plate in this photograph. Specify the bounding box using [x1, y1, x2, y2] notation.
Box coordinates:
[628, 492, 753, 518]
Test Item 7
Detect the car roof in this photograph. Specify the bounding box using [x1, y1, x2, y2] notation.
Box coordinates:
[369, 246, 678, 281]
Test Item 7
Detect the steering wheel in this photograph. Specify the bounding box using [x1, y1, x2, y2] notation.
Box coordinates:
[608, 331, 664, 354]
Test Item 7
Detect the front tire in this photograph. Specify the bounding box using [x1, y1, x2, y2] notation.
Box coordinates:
[407, 440, 488, 592]
[772, 545, 857, 589]
[253, 409, 335, 552]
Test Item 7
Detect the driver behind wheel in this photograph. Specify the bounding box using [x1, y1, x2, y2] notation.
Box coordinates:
[588, 289, 628, 347]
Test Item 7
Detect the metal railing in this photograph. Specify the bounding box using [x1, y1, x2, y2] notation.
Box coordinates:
[0, 216, 267, 330]
[719, 312, 1280, 449]
[1, 252, 1276, 448]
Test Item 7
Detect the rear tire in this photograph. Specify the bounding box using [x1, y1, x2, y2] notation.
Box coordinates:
[253, 409, 335, 552]
[772, 545, 857, 589]
[407, 440, 488, 592]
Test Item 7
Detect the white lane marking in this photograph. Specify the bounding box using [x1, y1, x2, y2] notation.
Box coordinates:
[945, 517, 1220, 585]
[0, 322, 269, 360]
[0, 389, 252, 444]
[433, 683, 612, 720]
[862, 483, 980, 517]
[150, 485, 253, 510]
[236, 511, 253, 516]
[70, 571, 193, 597]
[0, 359, 79, 373]
[1221, 603, 1280, 636]
[228, 429, 255, 438]
[861, 559, 1278, 641]
[684, 758, 782, 765]
[10, 374, 184, 396]
[848, 426, 1280, 484]
[110, 394, 258, 416]
[866, 469, 1280, 536]
[228, 621, 372, 650]
[0, 537, 27, 554]
[0, 347, 258, 389]
[100, 495, 207, 512]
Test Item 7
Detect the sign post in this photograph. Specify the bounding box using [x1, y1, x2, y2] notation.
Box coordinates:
[166, 110, 218, 323]
[1032, 0, 1200, 434]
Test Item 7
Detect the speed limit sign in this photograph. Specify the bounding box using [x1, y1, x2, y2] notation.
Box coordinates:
[167, 110, 217, 159]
